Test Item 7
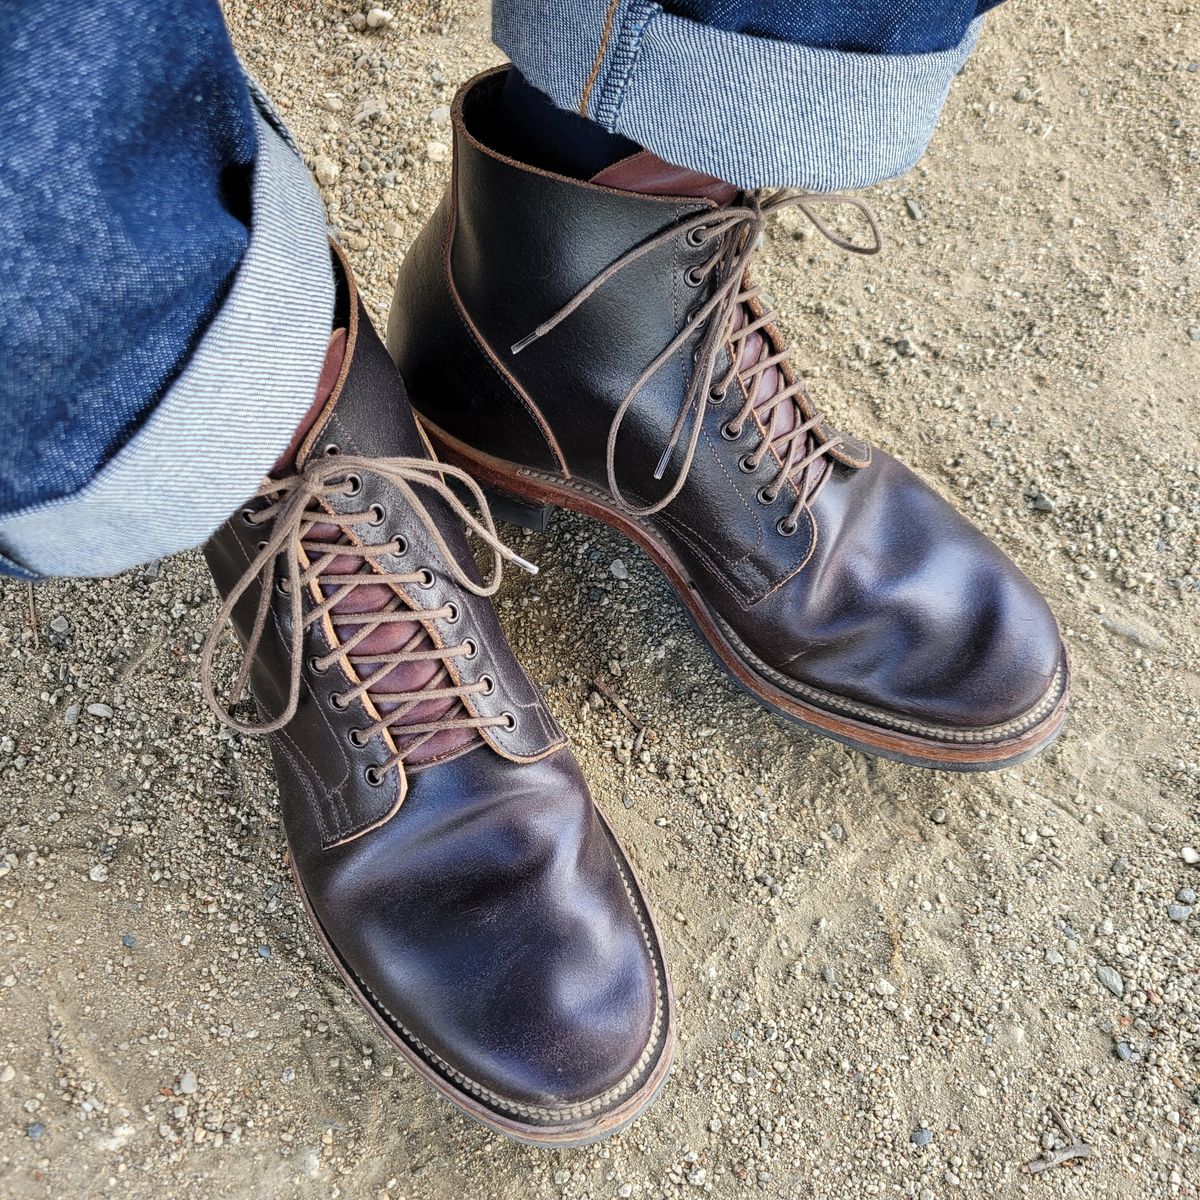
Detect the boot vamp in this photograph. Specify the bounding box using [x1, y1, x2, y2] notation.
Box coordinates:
[291, 743, 663, 1111]
[732, 451, 1064, 731]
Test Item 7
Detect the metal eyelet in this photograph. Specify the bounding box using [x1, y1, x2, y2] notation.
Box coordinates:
[479, 674, 495, 696]
[343, 474, 363, 497]
[777, 516, 799, 537]
[721, 421, 742, 441]
[323, 443, 340, 456]
[308, 655, 328, 674]
[685, 265, 705, 288]
[348, 728, 368, 747]
[364, 765, 384, 786]
[500, 712, 516, 730]
[709, 385, 726, 403]
[416, 568, 435, 589]
[757, 486, 778, 505]
[686, 227, 707, 247]
[444, 602, 460, 624]
[392, 535, 408, 556]
[256, 540, 268, 553]
[330, 691, 348, 710]
[738, 453, 758, 473]
[241, 507, 258, 526]
[367, 503, 386, 526]
[461, 638, 478, 660]
[275, 578, 291, 595]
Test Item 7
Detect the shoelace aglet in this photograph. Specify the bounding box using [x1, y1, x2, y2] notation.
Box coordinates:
[510, 326, 549, 356]
[509, 551, 539, 576]
[652, 445, 673, 481]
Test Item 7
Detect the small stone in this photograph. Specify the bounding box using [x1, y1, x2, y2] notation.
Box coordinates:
[26, 1122, 45, 1139]
[0, 1065, 15, 1083]
[365, 7, 394, 28]
[382, 219, 404, 240]
[86, 703, 113, 719]
[313, 156, 340, 187]
[64, 704, 80, 727]
[258, 944, 272, 959]
[1177, 887, 1197, 905]
[121, 934, 135, 949]
[875, 978, 896, 996]
[911, 1128, 934, 1147]
[1045, 947, 1064, 966]
[822, 965, 837, 985]
[1167, 903, 1192, 922]
[895, 336, 917, 357]
[1115, 1041, 1138, 1063]
[48, 615, 71, 634]
[176, 1070, 198, 1096]
[1014, 86, 1035, 102]
[1188, 326, 1200, 343]
[930, 806, 948, 825]
[904, 198, 925, 221]
[610, 559, 629, 580]
[425, 140, 449, 163]
[1181, 846, 1200, 866]
[1096, 964, 1124, 997]
[430, 104, 451, 124]
[687, 1166, 707, 1186]
[281, 1066, 295, 1084]
[88, 863, 109, 883]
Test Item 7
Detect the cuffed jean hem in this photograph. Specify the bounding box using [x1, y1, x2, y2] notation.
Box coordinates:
[0, 82, 333, 580]
[493, 0, 983, 191]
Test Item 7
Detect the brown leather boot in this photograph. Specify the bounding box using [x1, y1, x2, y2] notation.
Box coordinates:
[201, 245, 673, 1144]
[387, 67, 1069, 772]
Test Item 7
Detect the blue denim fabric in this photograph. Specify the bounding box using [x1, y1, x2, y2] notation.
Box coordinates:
[0, 1, 255, 523]
[662, 0, 1004, 54]
[493, 0, 986, 190]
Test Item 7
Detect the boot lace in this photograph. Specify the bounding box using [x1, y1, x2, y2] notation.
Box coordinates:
[201, 454, 536, 771]
[512, 190, 881, 531]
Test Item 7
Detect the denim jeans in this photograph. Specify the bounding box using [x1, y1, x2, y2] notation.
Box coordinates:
[0, 0, 994, 579]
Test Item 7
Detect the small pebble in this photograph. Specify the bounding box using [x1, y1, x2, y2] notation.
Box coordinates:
[176, 1071, 198, 1096]
[313, 156, 340, 186]
[26, 1122, 44, 1140]
[426, 140, 449, 163]
[365, 7, 394, 28]
[905, 198, 925, 221]
[88, 864, 109, 883]
[1096, 964, 1124, 997]
[930, 807, 948, 825]
[1181, 846, 1200, 866]
[86, 703, 113, 719]
[1177, 887, 1197, 905]
[875, 978, 896, 996]
[1167, 903, 1192, 922]
[911, 1128, 934, 1147]
[610, 559, 629, 580]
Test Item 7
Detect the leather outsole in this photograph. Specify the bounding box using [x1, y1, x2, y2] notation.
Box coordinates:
[422, 420, 1071, 773]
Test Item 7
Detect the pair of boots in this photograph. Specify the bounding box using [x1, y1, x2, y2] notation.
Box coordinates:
[201, 68, 1068, 1144]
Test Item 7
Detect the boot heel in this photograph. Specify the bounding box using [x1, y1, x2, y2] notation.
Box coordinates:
[483, 485, 556, 533]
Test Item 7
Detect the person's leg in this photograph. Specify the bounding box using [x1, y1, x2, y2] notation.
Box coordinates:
[0, 0, 333, 579]
[492, 0, 1000, 190]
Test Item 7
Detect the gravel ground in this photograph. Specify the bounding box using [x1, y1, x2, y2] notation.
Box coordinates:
[1, 2, 1198, 1197]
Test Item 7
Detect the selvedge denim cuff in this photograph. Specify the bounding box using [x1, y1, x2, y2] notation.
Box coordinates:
[0, 79, 333, 580]
[492, 0, 983, 191]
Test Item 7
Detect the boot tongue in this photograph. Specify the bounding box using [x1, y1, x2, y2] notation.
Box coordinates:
[288, 334, 475, 767]
[591, 150, 738, 205]
[592, 154, 812, 494]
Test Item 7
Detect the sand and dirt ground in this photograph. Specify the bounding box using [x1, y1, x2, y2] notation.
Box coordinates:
[1, 1, 1197, 1197]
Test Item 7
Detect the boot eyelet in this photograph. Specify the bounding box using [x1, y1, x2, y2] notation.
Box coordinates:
[685, 227, 707, 247]
[479, 674, 495, 696]
[323, 443, 341, 456]
[721, 421, 742, 441]
[308, 655, 328, 674]
[330, 691, 348, 710]
[364, 765, 385, 786]
[757, 486, 778, 505]
[348, 728, 368, 747]
[738, 454, 758, 473]
[777, 517, 799, 537]
[343, 474, 363, 497]
[275, 578, 291, 595]
[500, 712, 516, 730]
[392, 535, 408, 556]
[367, 503, 386, 526]
[684, 266, 706, 288]
[461, 638, 478, 660]
[241, 507, 258, 526]
[709, 385, 726, 403]
[416, 568, 435, 589]
[444, 602, 460, 624]
[256, 540, 269, 553]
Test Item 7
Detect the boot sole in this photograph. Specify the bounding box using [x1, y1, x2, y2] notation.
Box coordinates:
[422, 420, 1071, 773]
[282, 809, 676, 1147]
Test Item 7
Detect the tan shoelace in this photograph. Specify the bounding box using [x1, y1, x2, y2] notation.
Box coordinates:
[201, 454, 536, 771]
[513, 190, 881, 531]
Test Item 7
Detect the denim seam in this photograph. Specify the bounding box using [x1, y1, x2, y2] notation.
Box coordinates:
[592, 0, 656, 129]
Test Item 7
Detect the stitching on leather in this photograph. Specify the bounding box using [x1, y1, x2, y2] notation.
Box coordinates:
[717, 615, 1068, 742]
[442, 187, 570, 477]
[274, 732, 332, 846]
[332, 837, 667, 1122]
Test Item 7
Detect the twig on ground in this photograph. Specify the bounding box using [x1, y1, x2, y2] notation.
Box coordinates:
[26, 583, 39, 650]
[592, 675, 646, 731]
[1023, 1106, 1094, 1174]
